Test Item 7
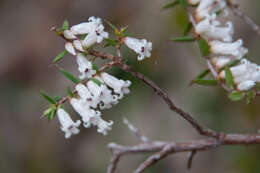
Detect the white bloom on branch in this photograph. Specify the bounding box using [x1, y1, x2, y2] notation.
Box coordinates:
[86, 114, 113, 135]
[195, 15, 233, 42]
[196, 0, 227, 21]
[57, 108, 81, 139]
[76, 53, 96, 79]
[101, 72, 131, 98]
[73, 40, 84, 52]
[212, 56, 234, 69]
[63, 30, 77, 40]
[71, 16, 102, 35]
[210, 39, 248, 59]
[219, 59, 260, 90]
[123, 37, 152, 61]
[70, 98, 101, 127]
[75, 83, 93, 100]
[65, 42, 76, 55]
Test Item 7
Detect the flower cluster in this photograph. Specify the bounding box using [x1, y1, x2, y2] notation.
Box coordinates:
[58, 72, 131, 138]
[191, 0, 260, 91]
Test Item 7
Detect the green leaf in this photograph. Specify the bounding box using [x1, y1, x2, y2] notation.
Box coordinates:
[92, 63, 99, 72]
[53, 50, 68, 63]
[105, 20, 118, 31]
[199, 38, 211, 56]
[67, 87, 74, 97]
[59, 68, 80, 84]
[62, 20, 70, 31]
[54, 96, 62, 102]
[40, 90, 56, 104]
[228, 91, 245, 101]
[225, 67, 235, 88]
[162, 0, 180, 9]
[80, 34, 87, 41]
[104, 38, 118, 47]
[90, 78, 103, 86]
[247, 90, 256, 104]
[122, 32, 135, 37]
[171, 36, 196, 42]
[192, 79, 218, 86]
[257, 83, 260, 89]
[44, 107, 57, 121]
[184, 22, 192, 36]
[179, 0, 188, 8]
[197, 69, 210, 79]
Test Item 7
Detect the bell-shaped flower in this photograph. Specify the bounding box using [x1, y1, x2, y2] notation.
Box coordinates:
[73, 40, 84, 52]
[123, 37, 152, 61]
[76, 53, 96, 79]
[195, 16, 233, 42]
[65, 42, 76, 55]
[237, 80, 256, 91]
[63, 30, 77, 40]
[70, 16, 102, 35]
[57, 108, 81, 139]
[196, 0, 226, 21]
[70, 98, 101, 127]
[212, 56, 234, 69]
[87, 114, 113, 135]
[101, 72, 131, 97]
[210, 39, 248, 59]
[81, 25, 109, 48]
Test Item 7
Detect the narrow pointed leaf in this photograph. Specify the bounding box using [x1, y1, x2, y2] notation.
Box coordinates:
[225, 67, 234, 88]
[90, 78, 103, 86]
[228, 91, 245, 101]
[179, 0, 188, 8]
[92, 63, 99, 72]
[104, 38, 118, 47]
[59, 68, 80, 84]
[197, 69, 210, 79]
[199, 38, 210, 56]
[184, 22, 192, 36]
[105, 20, 118, 31]
[171, 36, 196, 42]
[247, 90, 256, 104]
[53, 50, 68, 63]
[40, 90, 56, 104]
[192, 79, 218, 86]
[67, 87, 74, 97]
[62, 20, 70, 31]
[162, 0, 180, 9]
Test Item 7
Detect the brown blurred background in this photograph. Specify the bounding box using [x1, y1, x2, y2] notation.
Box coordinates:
[1, 0, 260, 173]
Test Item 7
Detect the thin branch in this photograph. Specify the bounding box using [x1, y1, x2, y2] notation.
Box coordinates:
[226, 0, 260, 36]
[108, 133, 260, 173]
[123, 117, 151, 143]
[187, 150, 197, 170]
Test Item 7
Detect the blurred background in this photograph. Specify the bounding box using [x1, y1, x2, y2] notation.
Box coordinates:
[1, 0, 260, 172]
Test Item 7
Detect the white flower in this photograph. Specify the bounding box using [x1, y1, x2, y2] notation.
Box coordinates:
[73, 40, 84, 52]
[76, 53, 96, 79]
[124, 37, 152, 61]
[210, 39, 248, 59]
[195, 16, 233, 42]
[63, 30, 77, 40]
[87, 114, 113, 135]
[70, 16, 108, 48]
[81, 25, 109, 48]
[65, 42, 76, 55]
[70, 98, 101, 127]
[219, 59, 260, 90]
[71, 16, 102, 35]
[70, 97, 113, 135]
[237, 80, 256, 91]
[212, 56, 234, 69]
[57, 108, 81, 139]
[196, 0, 226, 20]
[101, 72, 131, 97]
